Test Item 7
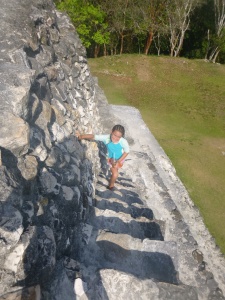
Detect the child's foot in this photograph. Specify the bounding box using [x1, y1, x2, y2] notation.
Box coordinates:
[107, 186, 116, 191]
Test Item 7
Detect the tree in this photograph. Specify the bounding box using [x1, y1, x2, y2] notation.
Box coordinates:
[128, 0, 169, 55]
[166, 0, 205, 57]
[144, 0, 169, 55]
[55, 0, 109, 57]
[54, 0, 225, 62]
[182, 0, 214, 59]
[206, 0, 225, 62]
[98, 0, 133, 55]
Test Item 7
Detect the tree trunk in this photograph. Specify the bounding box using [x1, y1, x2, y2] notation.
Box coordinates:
[153, 33, 161, 56]
[170, 31, 176, 56]
[94, 44, 100, 58]
[212, 50, 220, 63]
[205, 29, 210, 60]
[144, 31, 154, 55]
[173, 29, 186, 57]
[209, 46, 220, 63]
[120, 34, 124, 55]
[103, 44, 107, 56]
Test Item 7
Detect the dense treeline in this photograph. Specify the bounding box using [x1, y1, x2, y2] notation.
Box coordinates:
[54, 0, 225, 63]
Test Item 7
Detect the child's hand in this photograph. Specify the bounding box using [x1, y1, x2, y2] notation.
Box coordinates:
[109, 158, 117, 167]
[75, 131, 80, 139]
[112, 160, 117, 167]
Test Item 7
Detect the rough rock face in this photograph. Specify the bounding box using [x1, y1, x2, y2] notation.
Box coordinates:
[1, 1, 225, 300]
[0, 0, 103, 298]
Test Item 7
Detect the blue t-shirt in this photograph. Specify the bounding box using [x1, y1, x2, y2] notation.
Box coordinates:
[94, 134, 129, 160]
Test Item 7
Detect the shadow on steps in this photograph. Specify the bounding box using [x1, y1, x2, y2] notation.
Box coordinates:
[79, 171, 179, 299]
[97, 240, 178, 284]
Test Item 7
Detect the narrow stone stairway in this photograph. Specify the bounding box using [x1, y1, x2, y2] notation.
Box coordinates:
[79, 170, 177, 299]
[77, 160, 222, 299]
[74, 104, 225, 300]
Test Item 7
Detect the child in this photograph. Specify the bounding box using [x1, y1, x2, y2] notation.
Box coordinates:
[76, 124, 129, 191]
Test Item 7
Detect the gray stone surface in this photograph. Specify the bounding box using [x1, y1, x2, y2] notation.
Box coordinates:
[74, 95, 225, 299]
[110, 104, 225, 296]
[0, 0, 102, 298]
[0, 0, 225, 299]
[75, 131, 225, 300]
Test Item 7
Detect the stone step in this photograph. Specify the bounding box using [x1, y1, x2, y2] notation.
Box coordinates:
[78, 103, 225, 299]
[79, 223, 224, 300]
[79, 227, 179, 297]
[96, 230, 178, 273]
[84, 269, 199, 300]
[81, 123, 225, 300]
[94, 174, 165, 241]
[90, 206, 164, 241]
[80, 166, 181, 298]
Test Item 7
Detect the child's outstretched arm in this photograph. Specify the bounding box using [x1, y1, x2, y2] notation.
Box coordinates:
[76, 132, 94, 140]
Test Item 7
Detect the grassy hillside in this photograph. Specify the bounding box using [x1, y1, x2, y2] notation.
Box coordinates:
[88, 54, 225, 254]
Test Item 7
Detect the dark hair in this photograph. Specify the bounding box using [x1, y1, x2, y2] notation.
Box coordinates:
[112, 124, 125, 137]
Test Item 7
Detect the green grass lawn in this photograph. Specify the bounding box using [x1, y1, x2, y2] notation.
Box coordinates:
[88, 54, 225, 254]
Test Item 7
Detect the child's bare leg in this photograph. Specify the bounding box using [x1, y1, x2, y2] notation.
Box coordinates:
[109, 166, 118, 188]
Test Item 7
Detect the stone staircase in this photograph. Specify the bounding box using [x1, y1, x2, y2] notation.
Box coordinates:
[76, 150, 224, 299]
[74, 104, 225, 299]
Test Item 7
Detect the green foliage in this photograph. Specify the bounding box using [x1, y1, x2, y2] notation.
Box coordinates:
[93, 30, 110, 45]
[55, 0, 225, 62]
[55, 0, 109, 48]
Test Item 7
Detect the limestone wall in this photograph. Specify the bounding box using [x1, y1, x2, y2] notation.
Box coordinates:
[0, 0, 104, 297]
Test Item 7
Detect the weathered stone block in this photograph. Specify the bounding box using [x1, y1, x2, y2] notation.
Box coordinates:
[0, 285, 41, 300]
[17, 156, 38, 180]
[39, 168, 59, 194]
[0, 204, 23, 254]
[0, 112, 29, 156]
